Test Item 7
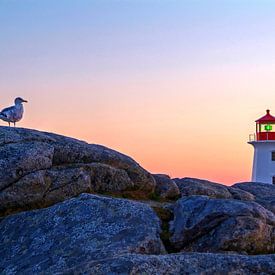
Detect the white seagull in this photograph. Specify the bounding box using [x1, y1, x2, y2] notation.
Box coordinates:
[0, 97, 28, 127]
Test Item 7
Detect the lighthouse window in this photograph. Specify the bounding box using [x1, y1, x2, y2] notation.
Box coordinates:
[261, 124, 275, 132]
[265, 124, 273, 131]
[272, 152, 275, 161]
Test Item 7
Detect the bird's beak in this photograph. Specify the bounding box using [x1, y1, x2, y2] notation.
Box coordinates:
[23, 99, 28, 103]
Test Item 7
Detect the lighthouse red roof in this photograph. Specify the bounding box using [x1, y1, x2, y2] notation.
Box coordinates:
[255, 109, 275, 123]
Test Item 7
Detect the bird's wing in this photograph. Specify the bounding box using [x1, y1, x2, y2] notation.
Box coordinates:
[1, 106, 14, 113]
[0, 106, 14, 118]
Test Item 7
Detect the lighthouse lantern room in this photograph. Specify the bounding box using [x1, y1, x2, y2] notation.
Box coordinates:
[249, 109, 275, 184]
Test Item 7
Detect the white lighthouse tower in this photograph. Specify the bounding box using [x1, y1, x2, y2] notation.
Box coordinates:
[249, 109, 275, 184]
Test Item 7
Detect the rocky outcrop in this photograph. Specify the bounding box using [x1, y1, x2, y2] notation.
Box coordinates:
[0, 127, 155, 216]
[233, 182, 275, 214]
[45, 131, 155, 192]
[64, 253, 275, 275]
[170, 196, 275, 254]
[174, 177, 254, 201]
[1, 127, 275, 274]
[153, 174, 180, 199]
[1, 193, 274, 274]
[0, 194, 165, 274]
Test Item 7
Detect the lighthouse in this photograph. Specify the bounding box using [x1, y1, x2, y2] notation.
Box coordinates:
[249, 109, 275, 184]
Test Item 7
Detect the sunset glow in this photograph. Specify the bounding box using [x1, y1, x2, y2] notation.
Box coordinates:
[1, 1, 275, 185]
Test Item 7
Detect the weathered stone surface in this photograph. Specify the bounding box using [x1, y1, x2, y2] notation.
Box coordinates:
[0, 142, 54, 191]
[0, 170, 50, 216]
[174, 177, 254, 201]
[44, 131, 155, 192]
[0, 194, 165, 274]
[153, 174, 180, 199]
[170, 196, 275, 254]
[88, 163, 134, 192]
[233, 182, 275, 214]
[0, 127, 155, 216]
[0, 126, 56, 146]
[0, 127, 155, 192]
[64, 253, 275, 275]
[0, 164, 136, 216]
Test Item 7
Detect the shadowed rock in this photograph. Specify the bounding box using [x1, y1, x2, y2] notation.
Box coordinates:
[233, 182, 275, 214]
[170, 196, 275, 254]
[153, 174, 180, 199]
[0, 194, 165, 274]
[174, 177, 254, 201]
[0, 163, 136, 216]
[63, 253, 275, 275]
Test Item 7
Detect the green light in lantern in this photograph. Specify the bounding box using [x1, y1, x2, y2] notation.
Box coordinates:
[265, 124, 272, 131]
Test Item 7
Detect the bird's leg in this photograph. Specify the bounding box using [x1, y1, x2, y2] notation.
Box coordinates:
[8, 122, 10, 127]
[14, 122, 16, 127]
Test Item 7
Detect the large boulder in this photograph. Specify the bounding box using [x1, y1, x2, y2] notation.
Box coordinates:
[153, 174, 180, 200]
[44, 131, 155, 192]
[0, 163, 136, 216]
[233, 182, 275, 214]
[0, 127, 155, 216]
[64, 253, 275, 275]
[0, 194, 165, 274]
[170, 196, 275, 254]
[174, 177, 254, 201]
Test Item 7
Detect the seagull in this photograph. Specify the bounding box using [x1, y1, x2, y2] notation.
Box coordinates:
[0, 97, 28, 127]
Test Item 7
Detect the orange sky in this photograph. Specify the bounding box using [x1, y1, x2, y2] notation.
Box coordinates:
[4, 65, 272, 186]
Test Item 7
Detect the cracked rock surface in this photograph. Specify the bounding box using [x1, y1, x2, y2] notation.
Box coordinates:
[233, 182, 275, 214]
[170, 196, 275, 254]
[0, 194, 165, 274]
[0, 127, 155, 216]
[63, 253, 275, 275]
[174, 177, 255, 201]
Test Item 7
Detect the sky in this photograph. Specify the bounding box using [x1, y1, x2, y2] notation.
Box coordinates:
[1, 0, 275, 185]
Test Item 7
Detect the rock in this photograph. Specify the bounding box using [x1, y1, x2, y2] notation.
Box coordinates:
[174, 177, 254, 201]
[233, 182, 275, 214]
[45, 131, 155, 192]
[153, 174, 180, 199]
[0, 194, 165, 274]
[170, 196, 275, 254]
[0, 142, 54, 191]
[64, 253, 275, 275]
[0, 127, 155, 216]
[0, 163, 137, 216]
[0, 127, 56, 145]
[88, 163, 134, 192]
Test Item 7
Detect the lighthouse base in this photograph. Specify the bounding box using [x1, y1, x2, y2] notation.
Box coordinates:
[249, 141, 275, 184]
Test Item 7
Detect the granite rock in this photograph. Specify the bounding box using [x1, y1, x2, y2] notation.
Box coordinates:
[64, 253, 275, 275]
[233, 182, 275, 214]
[174, 177, 254, 201]
[0, 194, 165, 274]
[153, 174, 180, 199]
[170, 196, 275, 254]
